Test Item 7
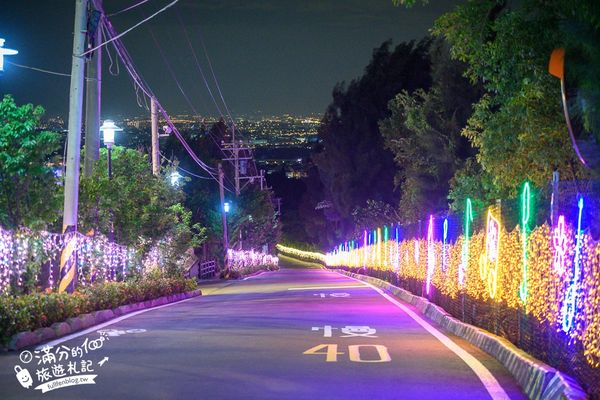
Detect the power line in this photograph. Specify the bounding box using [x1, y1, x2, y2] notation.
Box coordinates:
[107, 0, 151, 17]
[6, 61, 97, 81]
[100, 9, 224, 182]
[81, 0, 179, 57]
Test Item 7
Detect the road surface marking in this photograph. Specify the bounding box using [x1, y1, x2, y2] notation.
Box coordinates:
[348, 345, 391, 363]
[340, 273, 511, 400]
[303, 344, 344, 362]
[287, 285, 366, 291]
[36, 296, 197, 350]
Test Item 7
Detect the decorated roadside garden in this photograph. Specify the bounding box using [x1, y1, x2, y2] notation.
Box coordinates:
[278, 182, 600, 397]
[0, 226, 200, 348]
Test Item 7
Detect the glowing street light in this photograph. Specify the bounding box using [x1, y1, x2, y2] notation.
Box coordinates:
[170, 171, 182, 186]
[99, 120, 121, 243]
[224, 202, 231, 213]
[0, 38, 18, 72]
[100, 119, 122, 150]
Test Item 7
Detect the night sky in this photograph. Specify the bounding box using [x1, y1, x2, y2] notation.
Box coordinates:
[0, 0, 460, 119]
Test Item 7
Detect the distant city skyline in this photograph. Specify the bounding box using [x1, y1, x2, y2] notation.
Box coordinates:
[1, 1, 460, 118]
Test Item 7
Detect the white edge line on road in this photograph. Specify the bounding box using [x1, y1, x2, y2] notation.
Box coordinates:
[36, 296, 198, 350]
[340, 273, 511, 400]
[243, 271, 270, 280]
[287, 285, 366, 291]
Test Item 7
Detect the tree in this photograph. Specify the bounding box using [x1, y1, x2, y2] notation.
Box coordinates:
[229, 187, 280, 253]
[380, 39, 480, 221]
[0, 95, 62, 229]
[432, 0, 589, 202]
[312, 40, 431, 243]
[78, 146, 204, 253]
[351, 200, 401, 238]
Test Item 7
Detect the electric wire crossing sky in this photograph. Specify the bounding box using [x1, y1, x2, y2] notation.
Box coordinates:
[0, 39, 18, 72]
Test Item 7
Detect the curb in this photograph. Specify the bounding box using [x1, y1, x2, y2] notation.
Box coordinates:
[336, 270, 587, 400]
[7, 289, 202, 351]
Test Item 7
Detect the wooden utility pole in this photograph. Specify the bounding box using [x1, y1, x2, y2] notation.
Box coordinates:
[63, 0, 88, 231]
[83, 1, 102, 177]
[60, 0, 88, 293]
[151, 97, 160, 175]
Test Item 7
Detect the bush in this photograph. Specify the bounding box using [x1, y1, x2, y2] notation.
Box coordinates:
[0, 275, 197, 347]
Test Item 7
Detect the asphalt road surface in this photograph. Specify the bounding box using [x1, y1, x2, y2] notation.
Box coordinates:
[0, 259, 526, 399]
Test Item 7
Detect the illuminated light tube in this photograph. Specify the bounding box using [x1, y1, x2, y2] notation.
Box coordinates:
[459, 198, 473, 286]
[479, 209, 501, 299]
[561, 197, 584, 333]
[275, 244, 327, 263]
[442, 218, 448, 272]
[553, 215, 567, 275]
[426, 215, 435, 295]
[519, 182, 531, 303]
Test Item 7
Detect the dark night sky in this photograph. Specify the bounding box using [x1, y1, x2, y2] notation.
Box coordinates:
[0, 0, 460, 119]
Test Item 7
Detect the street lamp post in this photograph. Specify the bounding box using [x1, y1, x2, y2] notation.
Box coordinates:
[100, 120, 122, 241]
[100, 120, 121, 180]
[223, 201, 230, 269]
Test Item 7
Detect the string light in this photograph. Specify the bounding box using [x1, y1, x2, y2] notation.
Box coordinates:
[562, 197, 584, 333]
[553, 215, 568, 275]
[480, 210, 501, 299]
[442, 218, 448, 272]
[519, 182, 532, 303]
[459, 198, 473, 286]
[426, 215, 435, 295]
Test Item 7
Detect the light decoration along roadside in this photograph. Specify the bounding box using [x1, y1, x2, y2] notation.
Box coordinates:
[459, 198, 473, 286]
[426, 215, 435, 295]
[553, 215, 568, 275]
[442, 218, 449, 272]
[519, 182, 532, 303]
[561, 197, 584, 333]
[317, 185, 600, 367]
[479, 210, 501, 299]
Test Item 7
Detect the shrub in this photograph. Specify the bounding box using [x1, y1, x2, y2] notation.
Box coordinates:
[0, 275, 197, 347]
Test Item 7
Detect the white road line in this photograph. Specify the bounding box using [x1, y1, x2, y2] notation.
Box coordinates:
[340, 273, 511, 400]
[287, 285, 366, 291]
[36, 296, 198, 350]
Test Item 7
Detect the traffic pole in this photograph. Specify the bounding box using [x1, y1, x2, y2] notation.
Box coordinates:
[151, 97, 160, 176]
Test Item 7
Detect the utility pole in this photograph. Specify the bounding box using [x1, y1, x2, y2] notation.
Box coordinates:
[221, 139, 264, 194]
[151, 97, 160, 176]
[83, 4, 101, 178]
[218, 163, 229, 269]
[60, 0, 88, 293]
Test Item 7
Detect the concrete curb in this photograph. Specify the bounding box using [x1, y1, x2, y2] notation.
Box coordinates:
[7, 289, 202, 351]
[336, 270, 587, 400]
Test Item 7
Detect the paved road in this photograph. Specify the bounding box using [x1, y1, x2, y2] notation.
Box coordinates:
[0, 260, 526, 399]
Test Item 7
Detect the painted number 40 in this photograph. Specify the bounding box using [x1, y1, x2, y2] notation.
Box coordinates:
[303, 344, 391, 363]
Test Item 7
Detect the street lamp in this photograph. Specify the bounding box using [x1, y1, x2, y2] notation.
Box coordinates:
[0, 38, 18, 73]
[99, 119, 122, 180]
[170, 171, 182, 186]
[100, 120, 121, 242]
[222, 201, 230, 269]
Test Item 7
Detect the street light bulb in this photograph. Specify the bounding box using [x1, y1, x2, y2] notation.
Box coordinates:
[170, 171, 181, 186]
[100, 119, 122, 148]
[224, 202, 230, 213]
[0, 38, 18, 72]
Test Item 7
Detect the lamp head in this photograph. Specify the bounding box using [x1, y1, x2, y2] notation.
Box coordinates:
[100, 119, 122, 148]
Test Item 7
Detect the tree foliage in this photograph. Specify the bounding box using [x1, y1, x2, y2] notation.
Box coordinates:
[312, 40, 431, 243]
[78, 146, 205, 252]
[0, 95, 62, 229]
[379, 39, 479, 222]
[433, 0, 589, 202]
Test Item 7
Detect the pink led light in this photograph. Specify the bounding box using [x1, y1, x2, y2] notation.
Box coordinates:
[553, 215, 567, 275]
[426, 215, 435, 295]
